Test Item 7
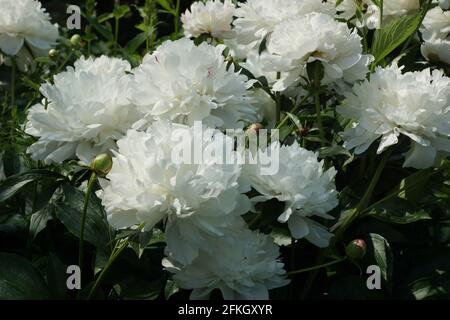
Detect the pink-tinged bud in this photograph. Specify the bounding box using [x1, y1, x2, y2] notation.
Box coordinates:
[91, 153, 113, 176]
[345, 239, 367, 260]
[246, 123, 263, 134]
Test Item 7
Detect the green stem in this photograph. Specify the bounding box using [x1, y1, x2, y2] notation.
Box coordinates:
[314, 92, 325, 146]
[78, 172, 97, 270]
[174, 0, 181, 34]
[115, 18, 120, 51]
[87, 223, 145, 299]
[300, 148, 393, 299]
[55, 50, 74, 74]
[10, 57, 16, 111]
[288, 257, 347, 276]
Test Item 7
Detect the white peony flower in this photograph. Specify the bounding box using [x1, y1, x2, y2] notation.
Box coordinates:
[0, 0, 58, 69]
[181, 0, 236, 39]
[337, 0, 420, 29]
[420, 6, 450, 64]
[26, 56, 140, 164]
[98, 121, 250, 264]
[129, 38, 257, 130]
[262, 13, 372, 92]
[227, 0, 336, 59]
[337, 64, 450, 169]
[163, 217, 289, 300]
[243, 142, 339, 248]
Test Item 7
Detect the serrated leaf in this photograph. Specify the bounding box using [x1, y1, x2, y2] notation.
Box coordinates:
[0, 253, 50, 299]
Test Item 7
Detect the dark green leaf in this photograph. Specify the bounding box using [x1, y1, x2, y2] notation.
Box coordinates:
[0, 253, 50, 299]
[0, 170, 65, 203]
[367, 233, 394, 285]
[113, 5, 131, 19]
[165, 280, 179, 300]
[29, 204, 54, 240]
[46, 253, 67, 299]
[125, 32, 149, 53]
[409, 271, 450, 300]
[367, 198, 432, 224]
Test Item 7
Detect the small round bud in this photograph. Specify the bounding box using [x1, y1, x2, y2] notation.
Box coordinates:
[439, 0, 450, 10]
[299, 127, 309, 137]
[48, 49, 58, 59]
[345, 239, 367, 260]
[246, 123, 263, 134]
[70, 34, 82, 47]
[91, 153, 113, 176]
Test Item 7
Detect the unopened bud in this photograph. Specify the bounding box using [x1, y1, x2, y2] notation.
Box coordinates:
[345, 239, 367, 260]
[299, 127, 309, 137]
[91, 153, 113, 176]
[48, 49, 58, 59]
[70, 34, 82, 47]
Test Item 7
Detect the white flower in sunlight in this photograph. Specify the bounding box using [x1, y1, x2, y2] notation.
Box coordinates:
[243, 142, 339, 248]
[98, 122, 250, 264]
[227, 0, 336, 58]
[337, 0, 420, 29]
[181, 0, 236, 39]
[129, 38, 257, 130]
[164, 217, 289, 300]
[0, 0, 58, 69]
[262, 13, 372, 92]
[337, 64, 450, 169]
[420, 6, 450, 64]
[26, 56, 140, 164]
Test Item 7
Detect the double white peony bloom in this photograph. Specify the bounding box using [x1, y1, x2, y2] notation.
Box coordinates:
[26, 56, 141, 164]
[337, 64, 450, 169]
[227, 0, 336, 59]
[181, 0, 236, 39]
[129, 38, 257, 130]
[261, 12, 373, 92]
[243, 142, 339, 248]
[420, 6, 450, 65]
[0, 0, 58, 70]
[337, 0, 420, 29]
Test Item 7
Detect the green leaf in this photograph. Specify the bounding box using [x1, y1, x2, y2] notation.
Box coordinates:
[367, 233, 394, 286]
[29, 204, 54, 240]
[46, 253, 67, 299]
[125, 32, 149, 53]
[129, 230, 154, 258]
[367, 198, 432, 224]
[155, 0, 174, 13]
[0, 170, 65, 203]
[371, 9, 425, 65]
[409, 271, 450, 300]
[0, 253, 50, 299]
[113, 5, 131, 19]
[165, 280, 180, 300]
[98, 12, 114, 23]
[55, 185, 111, 250]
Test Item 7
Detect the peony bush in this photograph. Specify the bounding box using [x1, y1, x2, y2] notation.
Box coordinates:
[0, 0, 449, 300]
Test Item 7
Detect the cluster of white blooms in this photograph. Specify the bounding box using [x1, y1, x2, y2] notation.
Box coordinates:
[19, 0, 450, 301]
[337, 0, 420, 29]
[26, 56, 140, 164]
[337, 64, 450, 169]
[420, 6, 450, 65]
[243, 142, 339, 248]
[0, 0, 58, 70]
[181, 0, 236, 39]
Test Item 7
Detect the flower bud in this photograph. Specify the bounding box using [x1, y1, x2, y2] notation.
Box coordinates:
[345, 239, 367, 260]
[91, 153, 113, 176]
[48, 49, 58, 59]
[246, 123, 263, 134]
[299, 127, 309, 137]
[70, 34, 82, 47]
